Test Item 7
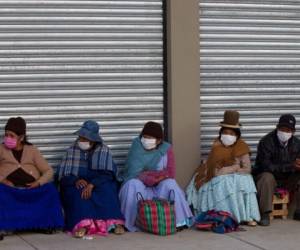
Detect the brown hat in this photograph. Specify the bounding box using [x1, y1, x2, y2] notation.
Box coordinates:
[219, 110, 241, 129]
[141, 121, 163, 140]
[5, 117, 26, 136]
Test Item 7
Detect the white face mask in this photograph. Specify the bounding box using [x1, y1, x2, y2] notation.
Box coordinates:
[277, 130, 292, 143]
[78, 141, 91, 151]
[141, 137, 157, 150]
[220, 134, 237, 147]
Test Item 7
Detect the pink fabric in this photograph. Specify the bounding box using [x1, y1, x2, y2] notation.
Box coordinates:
[274, 188, 289, 199]
[138, 147, 176, 186]
[71, 219, 124, 236]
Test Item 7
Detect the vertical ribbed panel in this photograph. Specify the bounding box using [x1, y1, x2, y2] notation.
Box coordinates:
[199, 0, 300, 159]
[0, 0, 164, 168]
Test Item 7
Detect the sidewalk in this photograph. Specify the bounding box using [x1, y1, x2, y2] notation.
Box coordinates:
[1, 219, 299, 250]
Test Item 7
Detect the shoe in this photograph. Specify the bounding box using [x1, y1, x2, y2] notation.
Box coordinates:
[0, 234, 3, 241]
[247, 221, 257, 227]
[114, 225, 125, 235]
[36, 229, 56, 235]
[74, 228, 87, 238]
[293, 209, 300, 221]
[258, 213, 270, 226]
[176, 225, 188, 232]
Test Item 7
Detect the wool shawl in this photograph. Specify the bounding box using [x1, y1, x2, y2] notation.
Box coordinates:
[123, 137, 170, 182]
[58, 141, 115, 180]
[194, 138, 250, 190]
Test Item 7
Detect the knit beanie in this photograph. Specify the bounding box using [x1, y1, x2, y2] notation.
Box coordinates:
[5, 117, 26, 136]
[141, 121, 163, 140]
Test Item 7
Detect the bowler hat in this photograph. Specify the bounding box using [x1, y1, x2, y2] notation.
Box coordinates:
[219, 110, 241, 129]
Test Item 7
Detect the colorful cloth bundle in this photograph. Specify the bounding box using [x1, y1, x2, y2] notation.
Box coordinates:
[274, 188, 289, 199]
[194, 210, 239, 234]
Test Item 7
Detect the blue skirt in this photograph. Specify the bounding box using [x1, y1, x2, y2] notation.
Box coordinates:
[0, 183, 64, 231]
[187, 173, 261, 223]
[60, 171, 124, 231]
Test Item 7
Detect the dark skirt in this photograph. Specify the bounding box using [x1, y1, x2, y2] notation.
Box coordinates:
[60, 171, 124, 231]
[0, 183, 64, 231]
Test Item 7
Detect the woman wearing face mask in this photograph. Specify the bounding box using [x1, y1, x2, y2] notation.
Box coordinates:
[0, 117, 64, 235]
[57, 120, 125, 238]
[186, 111, 260, 226]
[119, 121, 193, 232]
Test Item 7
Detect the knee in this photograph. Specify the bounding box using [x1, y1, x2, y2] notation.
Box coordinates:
[126, 178, 144, 186]
[258, 172, 276, 186]
[158, 178, 178, 189]
[122, 178, 145, 191]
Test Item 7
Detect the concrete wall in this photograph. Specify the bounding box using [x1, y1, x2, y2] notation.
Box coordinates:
[165, 0, 201, 187]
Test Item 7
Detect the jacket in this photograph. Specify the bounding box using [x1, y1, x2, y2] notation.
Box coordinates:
[253, 130, 300, 175]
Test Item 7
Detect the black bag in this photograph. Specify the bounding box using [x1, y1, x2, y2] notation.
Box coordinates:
[6, 168, 36, 187]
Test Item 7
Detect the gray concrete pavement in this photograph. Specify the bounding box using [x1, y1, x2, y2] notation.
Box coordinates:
[1, 219, 299, 250]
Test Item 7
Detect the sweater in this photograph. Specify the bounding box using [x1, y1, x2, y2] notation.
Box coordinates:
[0, 144, 53, 185]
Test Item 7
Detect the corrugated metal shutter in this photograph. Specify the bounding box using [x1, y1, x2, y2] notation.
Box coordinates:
[0, 0, 164, 169]
[199, 0, 300, 159]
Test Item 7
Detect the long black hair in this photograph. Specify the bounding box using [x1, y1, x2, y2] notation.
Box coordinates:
[21, 135, 32, 145]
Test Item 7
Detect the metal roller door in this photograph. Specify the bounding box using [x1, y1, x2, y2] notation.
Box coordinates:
[0, 0, 165, 169]
[199, 0, 300, 159]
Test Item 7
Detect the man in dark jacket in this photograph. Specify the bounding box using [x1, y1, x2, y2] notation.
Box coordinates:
[253, 114, 300, 226]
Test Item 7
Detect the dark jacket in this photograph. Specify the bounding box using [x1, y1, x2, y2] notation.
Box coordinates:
[253, 130, 300, 175]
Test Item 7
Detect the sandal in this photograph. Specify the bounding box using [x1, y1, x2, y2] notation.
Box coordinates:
[114, 225, 125, 235]
[247, 221, 257, 227]
[74, 228, 87, 238]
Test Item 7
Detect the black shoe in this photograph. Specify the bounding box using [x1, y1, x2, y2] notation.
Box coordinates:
[293, 209, 300, 221]
[258, 213, 270, 226]
[35, 229, 57, 235]
[0, 234, 3, 241]
[176, 225, 188, 232]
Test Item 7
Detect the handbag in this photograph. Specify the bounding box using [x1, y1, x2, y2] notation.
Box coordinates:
[136, 190, 176, 236]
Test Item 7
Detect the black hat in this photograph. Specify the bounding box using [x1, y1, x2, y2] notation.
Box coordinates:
[5, 117, 26, 136]
[141, 121, 163, 140]
[277, 114, 296, 130]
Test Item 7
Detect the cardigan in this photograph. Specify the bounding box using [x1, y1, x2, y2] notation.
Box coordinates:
[0, 144, 53, 185]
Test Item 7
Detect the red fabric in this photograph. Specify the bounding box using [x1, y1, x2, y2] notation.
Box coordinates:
[274, 188, 289, 199]
[164, 201, 171, 235]
[138, 147, 176, 186]
[151, 201, 159, 234]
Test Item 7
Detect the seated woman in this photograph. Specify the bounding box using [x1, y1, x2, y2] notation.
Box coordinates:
[119, 121, 193, 232]
[0, 117, 64, 235]
[58, 120, 125, 238]
[186, 111, 260, 226]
